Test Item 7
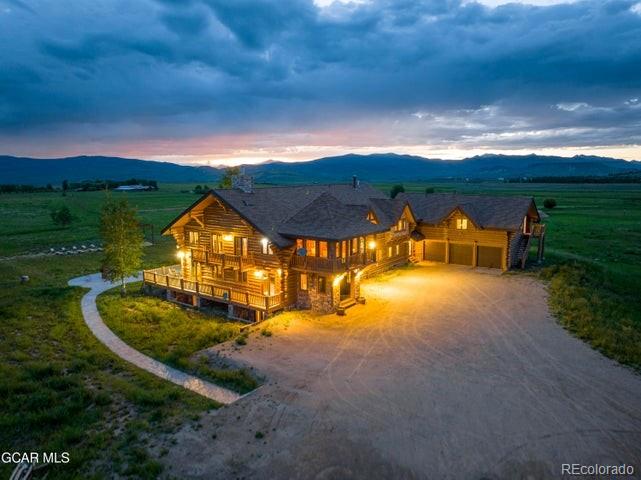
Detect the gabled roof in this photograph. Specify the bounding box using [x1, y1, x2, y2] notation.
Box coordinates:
[278, 193, 386, 241]
[162, 183, 389, 247]
[398, 192, 538, 231]
[368, 197, 415, 228]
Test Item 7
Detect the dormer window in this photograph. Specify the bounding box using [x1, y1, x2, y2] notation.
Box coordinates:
[456, 218, 468, 230]
[367, 211, 378, 224]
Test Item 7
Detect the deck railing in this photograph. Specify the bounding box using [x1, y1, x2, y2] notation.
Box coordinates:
[290, 252, 372, 273]
[143, 265, 282, 312]
[190, 248, 255, 271]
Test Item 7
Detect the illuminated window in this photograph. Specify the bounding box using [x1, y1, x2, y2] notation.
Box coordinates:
[261, 237, 272, 255]
[456, 218, 468, 230]
[335, 242, 341, 258]
[188, 231, 199, 245]
[388, 246, 392, 257]
[318, 276, 326, 293]
[296, 238, 304, 250]
[351, 238, 358, 254]
[234, 237, 248, 256]
[396, 244, 400, 255]
[300, 273, 308, 291]
[306, 239, 316, 256]
[211, 234, 221, 252]
[367, 211, 377, 224]
[319, 241, 328, 258]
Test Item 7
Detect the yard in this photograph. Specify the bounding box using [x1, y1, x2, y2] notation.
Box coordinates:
[161, 265, 641, 479]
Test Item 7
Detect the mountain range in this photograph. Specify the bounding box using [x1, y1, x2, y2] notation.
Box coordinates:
[1, 153, 640, 185]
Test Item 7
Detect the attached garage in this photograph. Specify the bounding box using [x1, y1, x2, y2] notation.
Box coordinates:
[424, 241, 446, 262]
[449, 243, 473, 266]
[477, 246, 503, 269]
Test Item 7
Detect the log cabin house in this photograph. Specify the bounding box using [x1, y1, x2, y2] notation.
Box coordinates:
[143, 175, 544, 321]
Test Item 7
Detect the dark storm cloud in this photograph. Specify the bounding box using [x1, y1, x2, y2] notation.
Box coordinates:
[0, 0, 640, 149]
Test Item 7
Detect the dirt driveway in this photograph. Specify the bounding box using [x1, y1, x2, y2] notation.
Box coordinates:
[164, 264, 641, 479]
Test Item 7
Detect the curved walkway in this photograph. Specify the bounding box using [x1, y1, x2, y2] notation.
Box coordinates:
[68, 273, 241, 404]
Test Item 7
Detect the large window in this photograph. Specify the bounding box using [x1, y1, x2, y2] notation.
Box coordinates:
[211, 233, 222, 252]
[318, 241, 328, 258]
[188, 230, 199, 245]
[306, 239, 316, 256]
[234, 237, 248, 256]
[456, 218, 468, 230]
[300, 273, 308, 291]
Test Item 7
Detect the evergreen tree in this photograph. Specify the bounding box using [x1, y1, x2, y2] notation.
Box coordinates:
[390, 184, 405, 199]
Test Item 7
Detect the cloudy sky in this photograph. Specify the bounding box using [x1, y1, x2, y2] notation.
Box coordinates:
[1, 0, 640, 165]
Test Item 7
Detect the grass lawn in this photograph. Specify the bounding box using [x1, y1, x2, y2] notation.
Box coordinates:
[97, 283, 258, 394]
[0, 248, 219, 479]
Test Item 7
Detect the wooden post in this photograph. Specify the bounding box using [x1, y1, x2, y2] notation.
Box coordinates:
[445, 240, 450, 264]
[472, 241, 478, 267]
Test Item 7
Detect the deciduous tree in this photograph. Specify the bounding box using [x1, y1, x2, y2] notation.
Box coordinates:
[100, 197, 143, 295]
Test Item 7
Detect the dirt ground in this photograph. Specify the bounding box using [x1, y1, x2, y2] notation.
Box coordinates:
[163, 264, 641, 480]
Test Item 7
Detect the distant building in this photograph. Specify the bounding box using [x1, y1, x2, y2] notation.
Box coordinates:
[113, 184, 152, 192]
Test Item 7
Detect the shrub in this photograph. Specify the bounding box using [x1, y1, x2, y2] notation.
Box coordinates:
[260, 328, 272, 337]
[50, 205, 73, 227]
[255, 431, 264, 439]
[424, 187, 435, 194]
[543, 198, 557, 209]
[235, 333, 248, 346]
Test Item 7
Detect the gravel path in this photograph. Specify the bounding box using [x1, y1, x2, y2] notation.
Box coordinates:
[68, 273, 241, 405]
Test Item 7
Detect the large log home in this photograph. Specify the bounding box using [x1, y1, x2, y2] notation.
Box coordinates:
[143, 175, 544, 321]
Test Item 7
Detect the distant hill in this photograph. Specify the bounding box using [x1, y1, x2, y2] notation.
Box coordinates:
[0, 155, 220, 185]
[1, 153, 640, 185]
[247, 153, 641, 183]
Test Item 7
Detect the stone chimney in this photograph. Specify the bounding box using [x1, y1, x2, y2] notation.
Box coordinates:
[352, 175, 360, 189]
[232, 172, 254, 193]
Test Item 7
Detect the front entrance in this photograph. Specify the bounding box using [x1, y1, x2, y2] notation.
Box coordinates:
[340, 274, 352, 300]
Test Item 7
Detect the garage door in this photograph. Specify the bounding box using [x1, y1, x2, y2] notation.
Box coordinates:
[424, 241, 446, 262]
[449, 243, 473, 265]
[477, 246, 503, 269]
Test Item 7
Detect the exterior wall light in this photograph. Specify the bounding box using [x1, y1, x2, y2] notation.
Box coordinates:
[254, 270, 266, 279]
[223, 234, 233, 242]
[176, 250, 186, 260]
[333, 273, 346, 287]
[368, 240, 377, 250]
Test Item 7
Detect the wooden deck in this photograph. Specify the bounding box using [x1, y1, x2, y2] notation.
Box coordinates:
[289, 252, 373, 273]
[143, 265, 283, 312]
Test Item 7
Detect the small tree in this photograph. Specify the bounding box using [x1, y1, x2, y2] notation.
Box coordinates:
[51, 205, 73, 227]
[100, 197, 143, 295]
[390, 184, 405, 199]
[425, 187, 435, 194]
[194, 185, 202, 194]
[543, 198, 557, 209]
[218, 166, 241, 189]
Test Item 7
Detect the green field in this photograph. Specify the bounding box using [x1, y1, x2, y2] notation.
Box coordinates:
[1, 181, 640, 478]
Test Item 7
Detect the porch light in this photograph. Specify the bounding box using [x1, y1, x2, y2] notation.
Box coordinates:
[223, 234, 233, 242]
[333, 273, 346, 287]
[176, 250, 186, 260]
[254, 270, 266, 279]
[368, 240, 377, 250]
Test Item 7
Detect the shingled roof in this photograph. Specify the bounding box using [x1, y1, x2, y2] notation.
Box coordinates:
[368, 197, 411, 228]
[211, 183, 388, 247]
[278, 192, 386, 241]
[398, 192, 538, 231]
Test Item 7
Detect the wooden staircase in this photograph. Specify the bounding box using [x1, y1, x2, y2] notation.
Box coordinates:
[517, 234, 533, 269]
